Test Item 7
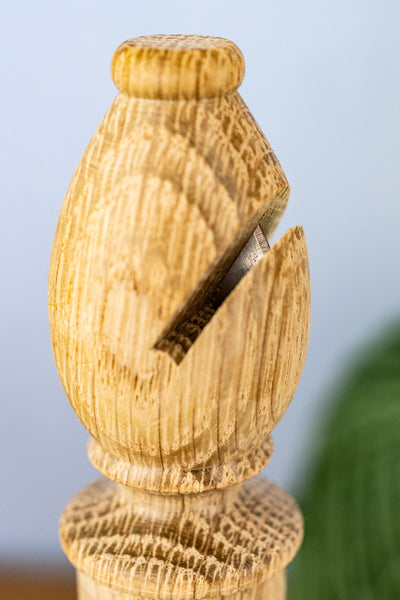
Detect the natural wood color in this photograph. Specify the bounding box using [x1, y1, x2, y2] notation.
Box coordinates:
[87, 435, 273, 494]
[77, 570, 285, 599]
[61, 476, 301, 600]
[48, 77, 308, 486]
[50, 34, 311, 599]
[111, 35, 245, 100]
[80, 224, 309, 494]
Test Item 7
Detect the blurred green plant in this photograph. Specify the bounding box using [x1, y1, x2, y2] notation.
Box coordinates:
[292, 322, 400, 599]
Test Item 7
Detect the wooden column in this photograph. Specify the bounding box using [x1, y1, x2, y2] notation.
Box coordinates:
[49, 34, 310, 600]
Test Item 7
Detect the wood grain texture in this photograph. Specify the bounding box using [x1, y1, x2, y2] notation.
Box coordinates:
[50, 215, 308, 489]
[48, 84, 308, 481]
[50, 34, 311, 599]
[60, 476, 302, 599]
[111, 35, 245, 100]
[79, 224, 309, 493]
[87, 435, 273, 494]
[77, 569, 285, 600]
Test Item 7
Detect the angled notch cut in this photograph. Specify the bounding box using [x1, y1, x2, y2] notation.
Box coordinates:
[154, 220, 270, 364]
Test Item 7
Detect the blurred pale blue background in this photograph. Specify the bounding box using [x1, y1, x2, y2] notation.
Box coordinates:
[0, 0, 399, 566]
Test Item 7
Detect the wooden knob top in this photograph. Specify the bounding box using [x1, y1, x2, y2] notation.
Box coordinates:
[111, 34, 245, 99]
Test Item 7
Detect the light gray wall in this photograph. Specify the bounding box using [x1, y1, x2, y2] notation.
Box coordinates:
[1, 0, 399, 563]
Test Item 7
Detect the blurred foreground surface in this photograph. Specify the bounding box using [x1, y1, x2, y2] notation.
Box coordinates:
[0, 563, 75, 600]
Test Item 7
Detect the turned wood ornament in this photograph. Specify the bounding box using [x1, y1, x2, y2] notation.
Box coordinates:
[49, 34, 310, 599]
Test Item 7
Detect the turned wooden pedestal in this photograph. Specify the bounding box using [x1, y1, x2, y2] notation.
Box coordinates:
[49, 34, 310, 599]
[61, 476, 302, 599]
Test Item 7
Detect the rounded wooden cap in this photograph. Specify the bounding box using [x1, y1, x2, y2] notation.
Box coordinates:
[111, 34, 245, 99]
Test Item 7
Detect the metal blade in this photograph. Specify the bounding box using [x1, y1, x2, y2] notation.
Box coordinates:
[154, 224, 270, 364]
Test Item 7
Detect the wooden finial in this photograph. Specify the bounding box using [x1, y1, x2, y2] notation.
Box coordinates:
[49, 34, 310, 599]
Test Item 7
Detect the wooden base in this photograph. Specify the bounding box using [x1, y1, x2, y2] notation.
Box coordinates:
[50, 33, 310, 600]
[77, 569, 285, 599]
[60, 475, 302, 600]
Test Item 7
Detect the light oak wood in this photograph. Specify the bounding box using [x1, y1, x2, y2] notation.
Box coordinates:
[87, 434, 274, 494]
[49, 34, 311, 599]
[111, 35, 245, 100]
[61, 476, 300, 599]
[77, 570, 285, 600]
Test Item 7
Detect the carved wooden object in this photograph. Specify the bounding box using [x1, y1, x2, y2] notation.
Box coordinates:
[49, 34, 310, 599]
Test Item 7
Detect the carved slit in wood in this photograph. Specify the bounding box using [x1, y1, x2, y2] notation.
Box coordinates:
[154, 218, 270, 364]
[49, 34, 311, 600]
